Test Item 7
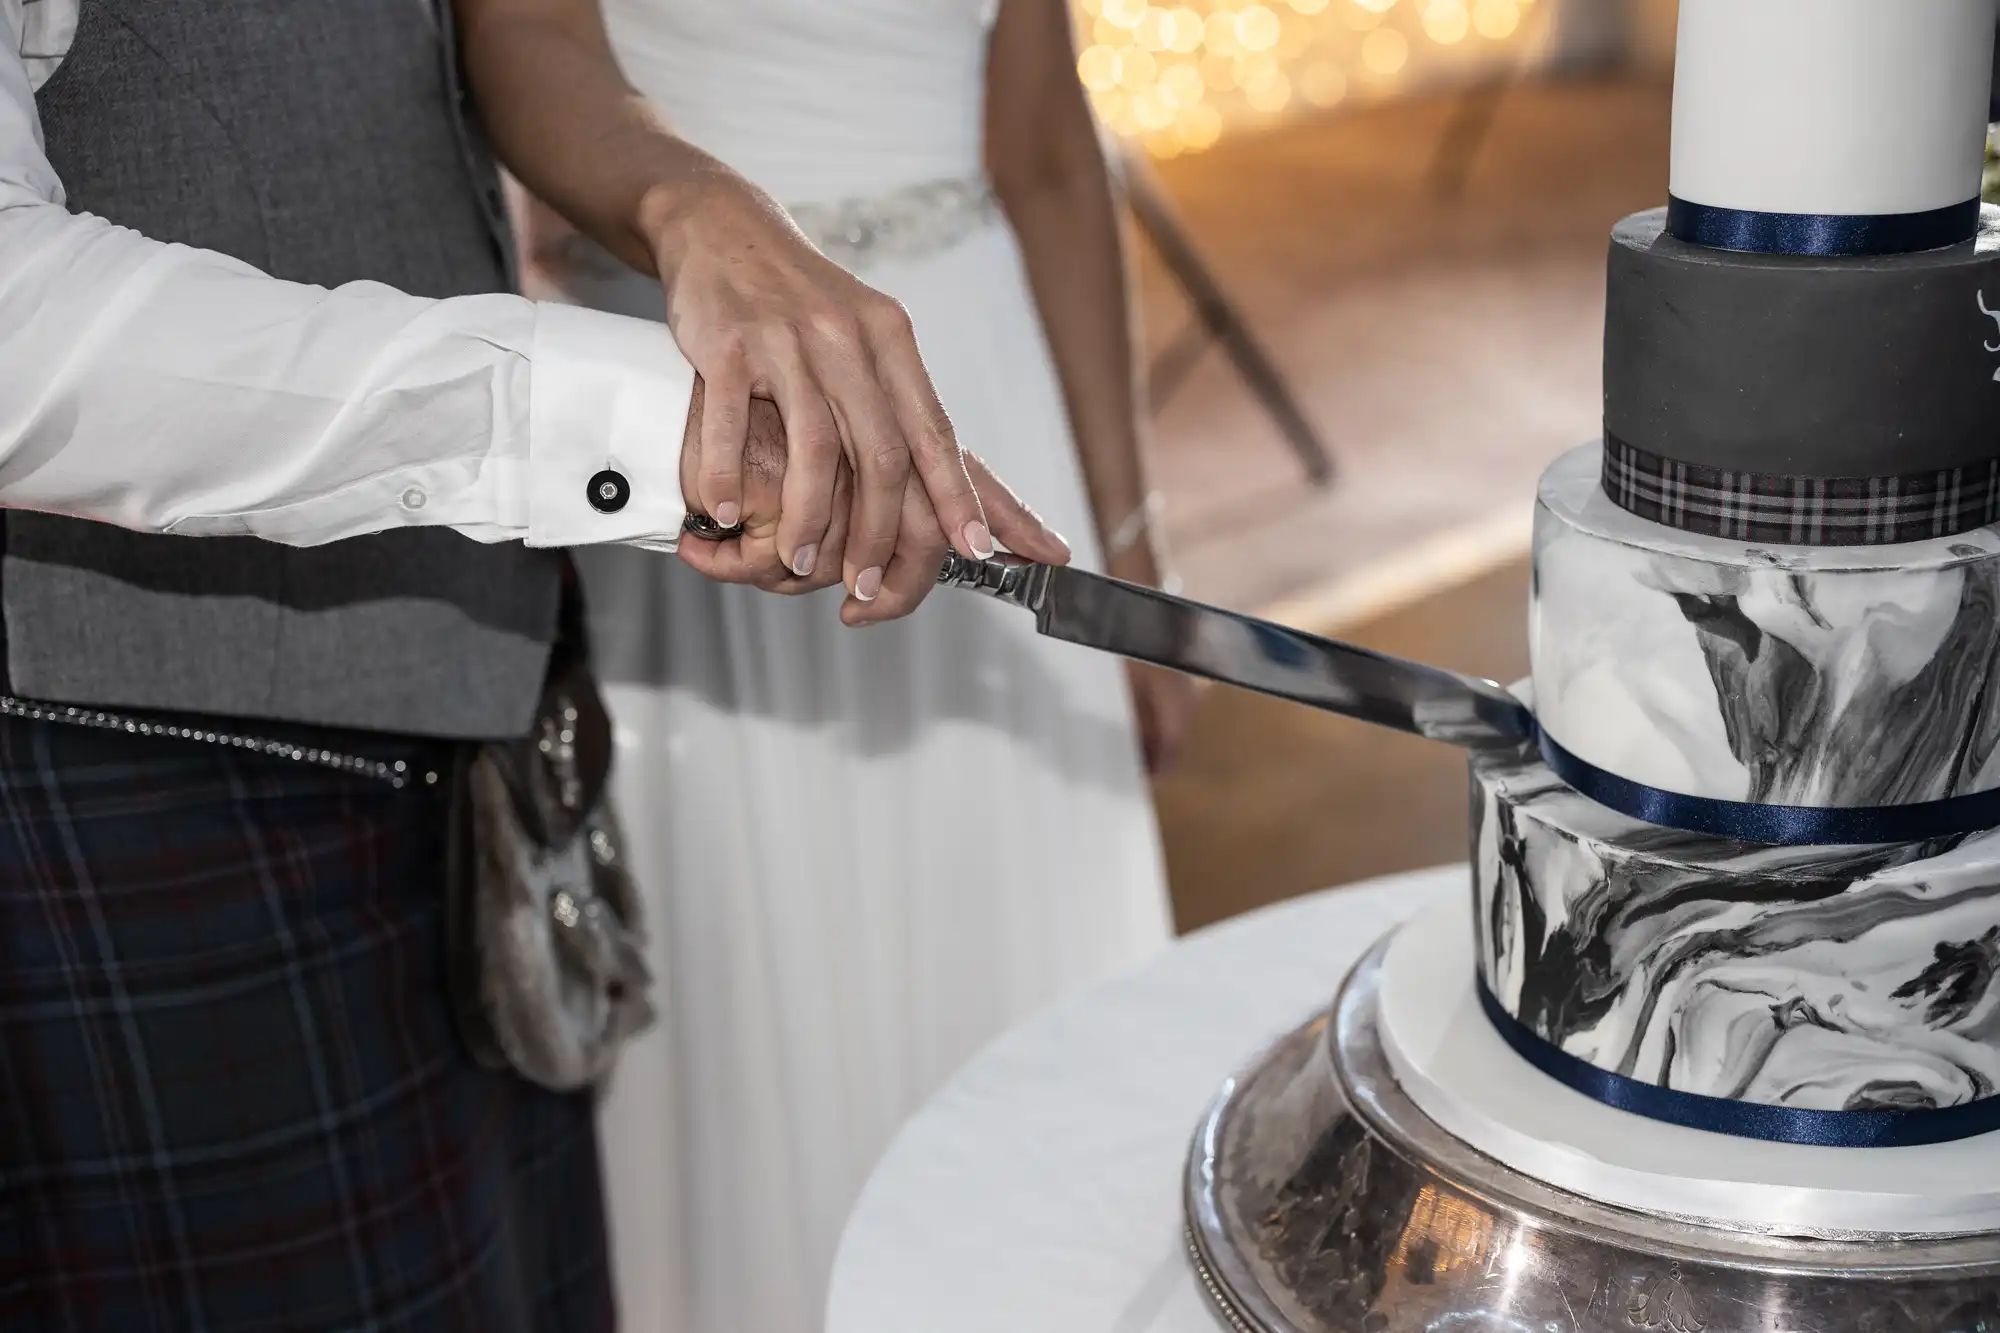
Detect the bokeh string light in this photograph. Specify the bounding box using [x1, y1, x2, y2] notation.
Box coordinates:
[1074, 0, 1536, 158]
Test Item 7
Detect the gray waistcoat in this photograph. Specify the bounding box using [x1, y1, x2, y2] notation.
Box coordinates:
[21, 0, 562, 740]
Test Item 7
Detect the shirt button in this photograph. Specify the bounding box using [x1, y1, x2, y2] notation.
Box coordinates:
[400, 485, 428, 512]
[588, 469, 631, 515]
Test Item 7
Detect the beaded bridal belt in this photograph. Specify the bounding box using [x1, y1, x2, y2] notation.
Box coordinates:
[787, 176, 1001, 272]
[534, 175, 1001, 285]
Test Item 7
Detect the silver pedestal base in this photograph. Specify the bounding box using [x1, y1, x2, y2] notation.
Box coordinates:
[1184, 935, 2000, 1332]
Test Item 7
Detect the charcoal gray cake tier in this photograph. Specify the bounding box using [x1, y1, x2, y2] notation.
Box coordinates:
[1605, 206, 2000, 485]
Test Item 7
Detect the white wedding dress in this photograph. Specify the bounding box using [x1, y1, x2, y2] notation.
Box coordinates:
[535, 3, 1175, 1330]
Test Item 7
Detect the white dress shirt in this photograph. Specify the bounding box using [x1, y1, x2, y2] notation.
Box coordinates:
[0, 0, 690, 550]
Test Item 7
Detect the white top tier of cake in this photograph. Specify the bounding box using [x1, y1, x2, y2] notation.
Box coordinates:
[1671, 0, 1996, 218]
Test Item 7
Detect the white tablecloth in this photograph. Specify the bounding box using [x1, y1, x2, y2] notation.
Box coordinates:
[825, 865, 1457, 1333]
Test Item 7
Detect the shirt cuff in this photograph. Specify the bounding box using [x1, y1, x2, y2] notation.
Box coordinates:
[524, 301, 692, 549]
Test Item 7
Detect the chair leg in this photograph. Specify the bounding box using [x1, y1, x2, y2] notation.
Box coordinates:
[1146, 322, 1214, 414]
[1425, 0, 1557, 199]
[1125, 151, 1335, 488]
[1424, 75, 1514, 201]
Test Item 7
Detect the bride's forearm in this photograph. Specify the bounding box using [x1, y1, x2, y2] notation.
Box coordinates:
[987, 0, 1165, 582]
[456, 0, 774, 283]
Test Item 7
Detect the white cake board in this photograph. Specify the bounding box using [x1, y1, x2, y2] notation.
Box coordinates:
[1378, 895, 2000, 1236]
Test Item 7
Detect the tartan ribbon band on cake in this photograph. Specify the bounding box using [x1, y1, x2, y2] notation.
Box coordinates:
[1602, 437, 2000, 546]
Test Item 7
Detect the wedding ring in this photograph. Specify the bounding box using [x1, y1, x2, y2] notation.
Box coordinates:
[682, 513, 745, 542]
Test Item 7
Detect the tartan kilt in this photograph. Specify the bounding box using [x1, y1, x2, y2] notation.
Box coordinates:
[0, 714, 616, 1332]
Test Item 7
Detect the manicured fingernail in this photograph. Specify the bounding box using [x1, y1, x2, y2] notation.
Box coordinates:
[791, 543, 817, 577]
[714, 501, 741, 527]
[963, 520, 994, 559]
[854, 567, 884, 602]
[1049, 530, 1073, 558]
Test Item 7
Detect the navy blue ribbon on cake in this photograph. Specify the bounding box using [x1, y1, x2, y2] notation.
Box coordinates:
[1666, 194, 1980, 257]
[1538, 731, 2000, 846]
[1476, 977, 2000, 1147]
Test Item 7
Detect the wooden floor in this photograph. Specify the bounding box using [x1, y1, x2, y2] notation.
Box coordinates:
[1139, 75, 1669, 614]
[1155, 555, 1529, 932]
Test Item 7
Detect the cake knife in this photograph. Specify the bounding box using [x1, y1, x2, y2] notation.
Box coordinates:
[935, 553, 1535, 753]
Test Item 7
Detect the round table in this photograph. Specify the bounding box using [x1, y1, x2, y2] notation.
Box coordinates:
[824, 865, 1453, 1333]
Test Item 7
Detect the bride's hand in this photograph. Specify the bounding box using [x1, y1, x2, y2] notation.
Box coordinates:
[831, 450, 1050, 628]
[640, 169, 1071, 618]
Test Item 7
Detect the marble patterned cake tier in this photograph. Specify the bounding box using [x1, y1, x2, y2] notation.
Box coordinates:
[1472, 732, 2000, 1111]
[1532, 443, 2000, 808]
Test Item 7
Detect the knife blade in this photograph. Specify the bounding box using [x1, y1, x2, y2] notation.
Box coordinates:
[935, 554, 1535, 753]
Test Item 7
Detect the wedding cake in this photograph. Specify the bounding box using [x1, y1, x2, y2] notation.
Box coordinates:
[1185, 4, 2000, 1327]
[1467, 0, 2000, 1155]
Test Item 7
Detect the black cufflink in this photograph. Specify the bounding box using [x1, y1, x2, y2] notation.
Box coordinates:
[587, 469, 630, 515]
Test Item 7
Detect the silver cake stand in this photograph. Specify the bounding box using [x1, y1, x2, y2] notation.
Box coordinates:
[1184, 935, 2000, 1332]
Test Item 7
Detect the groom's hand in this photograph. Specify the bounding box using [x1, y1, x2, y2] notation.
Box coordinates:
[675, 381, 852, 596]
[677, 379, 1071, 624]
[672, 383, 950, 626]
